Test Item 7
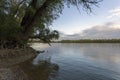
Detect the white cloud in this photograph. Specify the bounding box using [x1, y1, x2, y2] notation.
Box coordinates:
[60, 21, 120, 40]
[108, 7, 120, 19]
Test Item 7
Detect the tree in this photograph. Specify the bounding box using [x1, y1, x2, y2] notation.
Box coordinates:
[0, 0, 101, 49]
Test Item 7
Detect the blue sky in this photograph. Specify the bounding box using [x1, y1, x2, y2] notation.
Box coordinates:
[51, 0, 120, 35]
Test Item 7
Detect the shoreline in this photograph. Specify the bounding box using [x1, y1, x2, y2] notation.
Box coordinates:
[0, 47, 38, 80]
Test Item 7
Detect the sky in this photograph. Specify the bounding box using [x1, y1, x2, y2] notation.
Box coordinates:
[51, 0, 120, 39]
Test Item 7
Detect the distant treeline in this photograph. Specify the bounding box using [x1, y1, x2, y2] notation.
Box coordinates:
[55, 39, 120, 43]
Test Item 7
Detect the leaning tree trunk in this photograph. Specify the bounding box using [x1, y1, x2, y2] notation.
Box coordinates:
[21, 1, 49, 41]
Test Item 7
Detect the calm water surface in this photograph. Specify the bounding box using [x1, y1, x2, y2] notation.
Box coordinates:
[30, 43, 120, 80]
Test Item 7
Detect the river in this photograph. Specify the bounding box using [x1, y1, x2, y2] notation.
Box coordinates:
[29, 43, 120, 80]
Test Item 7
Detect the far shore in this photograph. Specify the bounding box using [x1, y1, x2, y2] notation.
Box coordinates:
[29, 39, 120, 43]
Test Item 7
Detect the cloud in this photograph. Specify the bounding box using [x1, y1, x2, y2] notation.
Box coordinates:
[108, 7, 120, 19]
[60, 21, 120, 40]
[82, 23, 120, 39]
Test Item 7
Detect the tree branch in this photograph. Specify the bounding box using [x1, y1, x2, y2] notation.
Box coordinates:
[13, 0, 26, 16]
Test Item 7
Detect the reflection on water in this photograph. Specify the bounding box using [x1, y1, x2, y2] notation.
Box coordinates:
[19, 58, 59, 80]
[32, 43, 120, 80]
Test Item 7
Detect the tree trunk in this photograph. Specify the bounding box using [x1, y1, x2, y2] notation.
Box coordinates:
[21, 0, 49, 41]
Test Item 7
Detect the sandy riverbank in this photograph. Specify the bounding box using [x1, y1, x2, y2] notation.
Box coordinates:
[0, 47, 38, 80]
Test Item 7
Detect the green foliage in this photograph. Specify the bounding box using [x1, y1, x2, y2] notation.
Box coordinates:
[32, 24, 59, 43]
[0, 15, 21, 40]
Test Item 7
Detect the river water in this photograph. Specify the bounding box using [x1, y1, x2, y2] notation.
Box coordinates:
[23, 43, 120, 80]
